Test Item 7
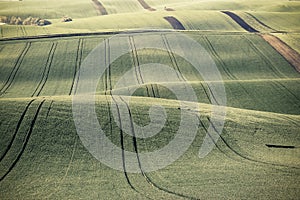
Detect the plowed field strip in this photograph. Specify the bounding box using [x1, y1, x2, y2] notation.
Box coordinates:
[0, 99, 35, 162]
[163, 16, 185, 30]
[0, 42, 31, 96]
[0, 99, 45, 181]
[261, 34, 300, 73]
[137, 0, 156, 11]
[221, 11, 258, 33]
[92, 0, 108, 15]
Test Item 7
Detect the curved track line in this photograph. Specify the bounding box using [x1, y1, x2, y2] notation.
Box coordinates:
[0, 42, 31, 96]
[161, 34, 186, 81]
[0, 99, 45, 182]
[0, 99, 35, 162]
[242, 35, 286, 78]
[110, 95, 138, 191]
[103, 40, 138, 192]
[70, 38, 84, 95]
[119, 96, 199, 200]
[202, 36, 237, 80]
[261, 34, 300, 73]
[244, 12, 277, 32]
[206, 116, 299, 170]
[32, 42, 57, 97]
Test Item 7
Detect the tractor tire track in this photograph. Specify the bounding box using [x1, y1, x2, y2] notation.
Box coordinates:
[243, 35, 285, 78]
[69, 38, 84, 95]
[161, 34, 186, 81]
[103, 41, 137, 191]
[0, 42, 31, 96]
[202, 36, 237, 80]
[32, 42, 57, 97]
[119, 96, 199, 200]
[163, 16, 185, 30]
[205, 116, 299, 169]
[0, 99, 35, 163]
[244, 12, 277, 32]
[45, 100, 54, 119]
[110, 95, 138, 191]
[221, 11, 258, 33]
[137, 0, 156, 11]
[271, 80, 300, 103]
[129, 36, 153, 97]
[0, 99, 45, 182]
[91, 0, 108, 15]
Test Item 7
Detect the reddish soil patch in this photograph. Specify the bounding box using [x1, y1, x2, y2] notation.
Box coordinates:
[222, 11, 258, 33]
[137, 0, 156, 11]
[164, 7, 175, 11]
[164, 16, 185, 30]
[261, 34, 300, 73]
[92, 0, 108, 15]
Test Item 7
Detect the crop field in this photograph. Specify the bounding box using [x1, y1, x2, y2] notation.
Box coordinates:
[0, 0, 300, 199]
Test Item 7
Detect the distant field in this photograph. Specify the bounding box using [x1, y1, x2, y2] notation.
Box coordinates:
[0, 0, 300, 199]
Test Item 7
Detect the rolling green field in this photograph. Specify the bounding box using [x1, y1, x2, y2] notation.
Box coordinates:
[0, 0, 300, 199]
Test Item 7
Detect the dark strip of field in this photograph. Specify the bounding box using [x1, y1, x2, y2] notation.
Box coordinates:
[266, 144, 295, 149]
[163, 16, 185, 30]
[222, 11, 258, 33]
[92, 0, 108, 15]
[261, 34, 300, 73]
[137, 0, 156, 11]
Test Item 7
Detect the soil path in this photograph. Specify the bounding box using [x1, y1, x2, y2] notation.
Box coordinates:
[261, 34, 300, 73]
[137, 0, 156, 11]
[222, 11, 258, 33]
[92, 0, 108, 15]
[163, 16, 185, 30]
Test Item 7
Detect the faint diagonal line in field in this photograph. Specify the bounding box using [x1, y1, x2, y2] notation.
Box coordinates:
[242, 35, 286, 78]
[0, 99, 35, 163]
[118, 96, 199, 200]
[0, 99, 45, 182]
[202, 36, 237, 80]
[70, 38, 84, 95]
[32, 42, 57, 97]
[161, 34, 186, 81]
[206, 116, 300, 169]
[0, 42, 31, 96]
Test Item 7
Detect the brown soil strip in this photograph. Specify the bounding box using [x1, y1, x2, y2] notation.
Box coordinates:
[261, 34, 300, 73]
[221, 11, 258, 33]
[163, 16, 185, 30]
[137, 0, 156, 11]
[92, 0, 108, 15]
[164, 7, 175, 11]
